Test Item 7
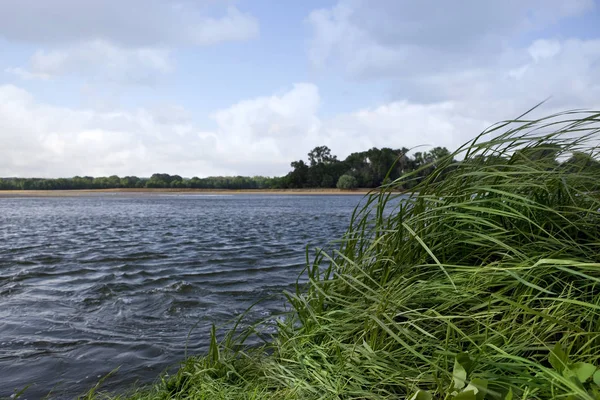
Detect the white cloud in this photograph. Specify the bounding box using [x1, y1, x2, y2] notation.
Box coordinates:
[2, 2, 258, 84]
[187, 6, 260, 46]
[2, 0, 600, 181]
[206, 83, 323, 172]
[397, 39, 599, 113]
[0, 84, 323, 178]
[323, 102, 491, 157]
[308, 0, 595, 80]
[8, 40, 172, 83]
[4, 67, 52, 81]
[529, 40, 562, 62]
[212, 83, 321, 140]
[2, 29, 600, 180]
[6, 40, 172, 83]
[0, 84, 219, 177]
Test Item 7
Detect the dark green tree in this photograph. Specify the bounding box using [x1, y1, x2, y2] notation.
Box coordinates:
[308, 145, 337, 167]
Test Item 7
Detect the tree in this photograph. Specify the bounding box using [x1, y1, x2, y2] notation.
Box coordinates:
[562, 151, 600, 173]
[147, 173, 174, 188]
[336, 174, 358, 190]
[308, 145, 337, 167]
[561, 151, 600, 191]
[287, 160, 309, 188]
[513, 144, 561, 169]
[107, 175, 121, 188]
[120, 176, 140, 188]
[321, 174, 334, 188]
[429, 147, 451, 164]
[302, 146, 343, 188]
[0, 142, 462, 191]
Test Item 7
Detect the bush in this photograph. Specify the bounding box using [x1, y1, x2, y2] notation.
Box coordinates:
[336, 174, 358, 189]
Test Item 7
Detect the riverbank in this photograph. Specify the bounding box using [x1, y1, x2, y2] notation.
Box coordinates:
[0, 188, 373, 198]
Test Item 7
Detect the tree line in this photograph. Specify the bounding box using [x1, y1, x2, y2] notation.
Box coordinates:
[1, 144, 598, 191]
[0, 174, 277, 191]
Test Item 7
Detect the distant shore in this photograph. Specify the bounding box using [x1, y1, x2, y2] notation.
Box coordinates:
[0, 188, 375, 198]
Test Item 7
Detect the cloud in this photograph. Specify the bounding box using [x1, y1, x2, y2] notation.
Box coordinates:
[0, 84, 219, 177]
[323, 102, 491, 157]
[2, 0, 599, 180]
[324, 38, 600, 157]
[3, 27, 600, 180]
[4, 67, 52, 81]
[0, 2, 259, 47]
[307, 0, 600, 130]
[307, 0, 595, 80]
[205, 83, 323, 172]
[187, 6, 261, 46]
[410, 38, 600, 113]
[206, 38, 600, 168]
[529, 40, 562, 62]
[2, 2, 258, 83]
[8, 40, 172, 83]
[0, 84, 323, 178]
[212, 83, 321, 141]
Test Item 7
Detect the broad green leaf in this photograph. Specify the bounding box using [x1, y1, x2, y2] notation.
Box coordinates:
[571, 362, 596, 382]
[505, 388, 513, 400]
[562, 368, 587, 391]
[463, 383, 479, 396]
[453, 390, 477, 400]
[457, 352, 473, 374]
[470, 378, 488, 400]
[549, 343, 568, 372]
[594, 369, 600, 386]
[563, 367, 576, 380]
[453, 357, 468, 390]
[409, 390, 433, 400]
[462, 379, 489, 400]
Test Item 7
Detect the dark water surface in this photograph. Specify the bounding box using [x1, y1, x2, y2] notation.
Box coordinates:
[0, 194, 364, 398]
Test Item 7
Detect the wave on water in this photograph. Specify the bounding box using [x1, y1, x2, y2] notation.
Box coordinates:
[0, 194, 362, 399]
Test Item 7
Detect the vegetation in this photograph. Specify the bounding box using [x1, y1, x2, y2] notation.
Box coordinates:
[336, 174, 358, 190]
[42, 110, 600, 399]
[0, 174, 277, 191]
[0, 145, 454, 191]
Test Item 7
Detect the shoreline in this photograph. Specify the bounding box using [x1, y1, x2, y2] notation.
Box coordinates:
[0, 188, 375, 198]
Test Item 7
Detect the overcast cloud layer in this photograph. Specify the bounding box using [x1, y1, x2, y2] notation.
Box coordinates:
[0, 0, 598, 177]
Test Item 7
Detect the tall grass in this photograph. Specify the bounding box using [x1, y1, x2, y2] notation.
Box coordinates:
[88, 110, 600, 399]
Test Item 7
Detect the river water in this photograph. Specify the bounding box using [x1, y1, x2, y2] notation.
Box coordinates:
[0, 194, 365, 399]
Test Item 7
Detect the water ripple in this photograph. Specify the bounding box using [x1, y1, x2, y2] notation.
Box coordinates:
[0, 194, 364, 399]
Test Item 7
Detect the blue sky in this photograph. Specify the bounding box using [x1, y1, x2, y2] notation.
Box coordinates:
[0, 0, 599, 177]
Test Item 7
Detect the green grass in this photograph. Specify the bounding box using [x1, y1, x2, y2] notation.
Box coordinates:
[83, 109, 600, 399]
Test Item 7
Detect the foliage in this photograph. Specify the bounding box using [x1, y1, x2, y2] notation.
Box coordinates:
[0, 145, 456, 191]
[336, 174, 358, 190]
[307, 145, 338, 167]
[0, 174, 278, 191]
[282, 145, 447, 189]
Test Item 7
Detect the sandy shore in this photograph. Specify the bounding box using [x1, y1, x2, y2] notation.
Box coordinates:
[0, 188, 374, 198]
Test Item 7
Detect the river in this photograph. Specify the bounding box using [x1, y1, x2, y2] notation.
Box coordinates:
[0, 194, 365, 398]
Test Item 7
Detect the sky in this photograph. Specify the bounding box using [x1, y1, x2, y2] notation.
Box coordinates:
[0, 0, 599, 178]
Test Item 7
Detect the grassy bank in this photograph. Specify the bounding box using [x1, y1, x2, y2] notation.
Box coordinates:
[79, 110, 600, 399]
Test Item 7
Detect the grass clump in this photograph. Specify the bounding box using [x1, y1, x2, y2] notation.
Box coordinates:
[88, 109, 600, 399]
